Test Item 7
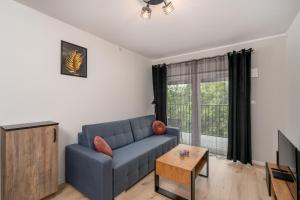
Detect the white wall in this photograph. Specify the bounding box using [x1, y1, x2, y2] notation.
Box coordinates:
[0, 0, 153, 183]
[285, 11, 300, 149]
[153, 35, 288, 163]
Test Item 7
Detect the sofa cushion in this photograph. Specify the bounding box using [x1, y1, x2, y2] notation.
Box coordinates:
[82, 120, 134, 150]
[152, 120, 166, 135]
[129, 115, 155, 141]
[94, 136, 113, 157]
[112, 135, 177, 197]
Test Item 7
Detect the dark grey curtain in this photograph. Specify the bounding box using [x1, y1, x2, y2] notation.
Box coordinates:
[152, 64, 167, 124]
[227, 49, 252, 164]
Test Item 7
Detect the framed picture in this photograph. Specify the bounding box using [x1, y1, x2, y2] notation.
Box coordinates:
[61, 40, 87, 78]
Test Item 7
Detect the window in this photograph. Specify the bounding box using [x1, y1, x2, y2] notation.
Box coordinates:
[200, 81, 228, 138]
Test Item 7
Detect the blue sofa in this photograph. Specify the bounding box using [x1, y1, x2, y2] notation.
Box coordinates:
[66, 115, 180, 200]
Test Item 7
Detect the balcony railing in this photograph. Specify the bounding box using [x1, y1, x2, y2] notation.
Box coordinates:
[167, 104, 228, 138]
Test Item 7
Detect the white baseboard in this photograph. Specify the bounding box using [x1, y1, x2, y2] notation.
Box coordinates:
[59, 178, 65, 185]
[252, 160, 265, 166]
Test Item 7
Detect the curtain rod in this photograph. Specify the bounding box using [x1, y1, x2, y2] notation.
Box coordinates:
[165, 48, 254, 66]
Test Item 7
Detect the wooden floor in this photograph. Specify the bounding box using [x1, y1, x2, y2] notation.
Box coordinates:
[46, 156, 270, 200]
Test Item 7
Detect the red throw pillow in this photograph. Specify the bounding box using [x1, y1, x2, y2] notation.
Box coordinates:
[152, 120, 166, 135]
[94, 136, 112, 157]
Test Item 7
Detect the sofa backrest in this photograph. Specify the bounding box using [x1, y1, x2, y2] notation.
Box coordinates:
[129, 115, 155, 142]
[81, 119, 134, 150]
[78, 132, 84, 145]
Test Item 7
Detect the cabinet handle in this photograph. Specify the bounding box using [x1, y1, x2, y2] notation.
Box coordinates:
[53, 128, 57, 143]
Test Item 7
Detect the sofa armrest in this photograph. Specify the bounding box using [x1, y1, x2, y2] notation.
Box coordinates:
[166, 126, 180, 144]
[66, 144, 112, 200]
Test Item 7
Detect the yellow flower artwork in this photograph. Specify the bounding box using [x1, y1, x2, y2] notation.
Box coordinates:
[61, 41, 87, 78]
[65, 50, 83, 75]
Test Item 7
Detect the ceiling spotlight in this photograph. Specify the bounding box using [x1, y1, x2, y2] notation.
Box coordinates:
[141, 3, 152, 19]
[162, 0, 174, 15]
[140, 0, 175, 19]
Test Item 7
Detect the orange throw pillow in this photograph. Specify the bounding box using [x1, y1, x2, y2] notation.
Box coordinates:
[152, 120, 166, 135]
[94, 136, 113, 157]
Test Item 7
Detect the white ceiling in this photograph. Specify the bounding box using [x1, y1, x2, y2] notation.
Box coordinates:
[15, 0, 300, 59]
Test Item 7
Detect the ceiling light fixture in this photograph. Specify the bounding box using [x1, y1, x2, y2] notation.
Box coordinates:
[162, 0, 174, 15]
[141, 0, 175, 19]
[141, 3, 152, 19]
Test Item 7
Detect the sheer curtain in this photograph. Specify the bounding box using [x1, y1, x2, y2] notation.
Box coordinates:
[167, 55, 228, 156]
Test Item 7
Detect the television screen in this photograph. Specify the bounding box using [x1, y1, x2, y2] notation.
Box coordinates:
[278, 130, 298, 199]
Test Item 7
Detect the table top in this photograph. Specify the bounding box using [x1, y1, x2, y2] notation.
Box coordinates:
[1, 121, 58, 131]
[156, 144, 208, 172]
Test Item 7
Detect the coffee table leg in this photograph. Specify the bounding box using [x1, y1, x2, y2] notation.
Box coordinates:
[199, 151, 209, 177]
[207, 151, 209, 177]
[155, 172, 159, 191]
[191, 169, 195, 200]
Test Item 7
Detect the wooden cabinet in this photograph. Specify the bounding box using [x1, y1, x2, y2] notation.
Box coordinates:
[1, 121, 59, 200]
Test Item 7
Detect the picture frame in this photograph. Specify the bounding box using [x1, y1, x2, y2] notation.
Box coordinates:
[61, 40, 87, 78]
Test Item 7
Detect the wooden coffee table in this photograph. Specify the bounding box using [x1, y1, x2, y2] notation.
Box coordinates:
[155, 144, 209, 200]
